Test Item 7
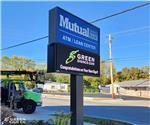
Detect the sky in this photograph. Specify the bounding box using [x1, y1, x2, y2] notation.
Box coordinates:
[1, 1, 150, 71]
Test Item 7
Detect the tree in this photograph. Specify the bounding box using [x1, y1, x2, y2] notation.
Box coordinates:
[99, 75, 109, 85]
[84, 76, 100, 93]
[55, 74, 69, 83]
[1, 56, 12, 70]
[35, 64, 47, 71]
[116, 67, 149, 82]
[45, 73, 57, 82]
[141, 65, 149, 72]
[119, 68, 130, 81]
[99, 60, 117, 85]
[44, 73, 70, 83]
[1, 55, 36, 71]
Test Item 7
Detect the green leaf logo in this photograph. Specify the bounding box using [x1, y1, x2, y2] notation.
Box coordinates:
[65, 50, 79, 64]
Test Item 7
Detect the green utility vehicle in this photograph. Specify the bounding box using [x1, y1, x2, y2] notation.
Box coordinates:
[1, 71, 43, 114]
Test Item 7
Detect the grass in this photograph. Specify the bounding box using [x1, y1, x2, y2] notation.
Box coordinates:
[84, 116, 133, 125]
[53, 112, 71, 125]
[53, 113, 132, 125]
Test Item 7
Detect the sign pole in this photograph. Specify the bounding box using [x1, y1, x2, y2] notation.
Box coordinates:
[70, 74, 83, 125]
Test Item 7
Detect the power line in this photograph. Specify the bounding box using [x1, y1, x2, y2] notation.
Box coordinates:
[102, 56, 149, 61]
[103, 28, 149, 44]
[104, 56, 150, 61]
[111, 26, 150, 36]
[104, 25, 150, 45]
[113, 58, 150, 62]
[1, 2, 149, 51]
[101, 57, 149, 63]
[111, 29, 150, 38]
[113, 42, 149, 49]
[90, 2, 150, 23]
[1, 36, 48, 51]
[113, 57, 149, 61]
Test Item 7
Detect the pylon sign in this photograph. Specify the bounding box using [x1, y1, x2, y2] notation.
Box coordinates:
[48, 7, 100, 76]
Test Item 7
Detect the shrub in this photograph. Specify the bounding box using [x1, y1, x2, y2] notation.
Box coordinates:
[53, 112, 71, 125]
[1, 106, 16, 125]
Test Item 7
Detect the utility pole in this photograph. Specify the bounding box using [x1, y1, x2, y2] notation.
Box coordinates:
[108, 34, 115, 99]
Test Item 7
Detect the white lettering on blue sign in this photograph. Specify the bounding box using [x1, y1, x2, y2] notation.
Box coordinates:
[59, 15, 98, 41]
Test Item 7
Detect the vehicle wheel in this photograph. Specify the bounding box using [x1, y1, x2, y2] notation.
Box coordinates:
[22, 100, 36, 114]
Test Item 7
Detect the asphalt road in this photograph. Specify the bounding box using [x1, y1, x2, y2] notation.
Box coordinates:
[15, 94, 150, 125]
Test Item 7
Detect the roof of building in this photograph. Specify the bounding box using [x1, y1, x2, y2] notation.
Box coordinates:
[116, 79, 150, 88]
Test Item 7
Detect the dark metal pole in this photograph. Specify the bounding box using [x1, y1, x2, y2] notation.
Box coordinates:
[70, 74, 83, 125]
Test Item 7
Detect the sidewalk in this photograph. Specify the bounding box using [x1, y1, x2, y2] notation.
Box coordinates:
[42, 93, 123, 102]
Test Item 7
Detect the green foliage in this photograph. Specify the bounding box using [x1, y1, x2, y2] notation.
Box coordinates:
[99, 75, 111, 85]
[0, 56, 12, 70]
[100, 61, 117, 85]
[84, 76, 100, 92]
[83, 61, 117, 92]
[45, 73, 70, 83]
[43, 73, 55, 81]
[53, 112, 71, 125]
[141, 65, 149, 74]
[84, 116, 132, 125]
[35, 64, 47, 71]
[55, 74, 69, 83]
[1, 55, 36, 71]
[25, 81, 36, 89]
[116, 67, 149, 82]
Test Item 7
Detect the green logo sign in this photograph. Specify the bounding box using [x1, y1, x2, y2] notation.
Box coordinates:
[65, 50, 79, 64]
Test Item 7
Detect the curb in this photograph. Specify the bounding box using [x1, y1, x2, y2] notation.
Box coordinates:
[42, 94, 124, 101]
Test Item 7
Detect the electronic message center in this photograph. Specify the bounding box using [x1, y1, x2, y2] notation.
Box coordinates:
[48, 7, 100, 76]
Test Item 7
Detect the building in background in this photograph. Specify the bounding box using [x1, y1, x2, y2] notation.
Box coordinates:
[101, 79, 150, 98]
[117, 79, 150, 98]
[42, 81, 68, 92]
